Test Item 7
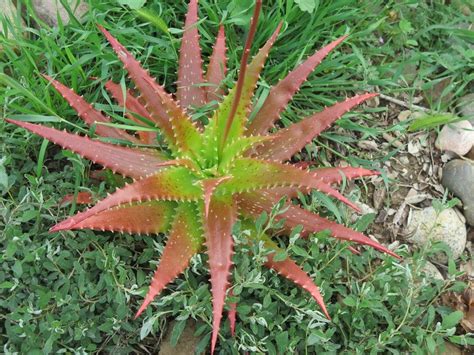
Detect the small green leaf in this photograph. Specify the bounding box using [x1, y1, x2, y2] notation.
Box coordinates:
[140, 317, 155, 339]
[0, 158, 8, 192]
[399, 19, 414, 33]
[295, 0, 317, 13]
[354, 213, 376, 232]
[343, 296, 357, 307]
[442, 311, 463, 329]
[275, 331, 289, 353]
[136, 8, 169, 34]
[117, 0, 146, 10]
[0, 281, 14, 289]
[273, 251, 288, 262]
[408, 113, 460, 132]
[170, 320, 187, 347]
[426, 336, 436, 354]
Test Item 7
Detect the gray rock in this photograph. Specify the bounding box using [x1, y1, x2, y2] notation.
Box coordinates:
[435, 120, 474, 156]
[159, 321, 198, 355]
[442, 159, 474, 226]
[406, 207, 466, 263]
[420, 261, 444, 281]
[0, 0, 24, 40]
[458, 93, 474, 124]
[32, 0, 88, 27]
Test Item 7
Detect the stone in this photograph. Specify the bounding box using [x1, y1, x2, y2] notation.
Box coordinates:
[32, 0, 88, 27]
[435, 341, 462, 355]
[406, 207, 466, 263]
[466, 146, 474, 160]
[458, 93, 474, 124]
[442, 159, 474, 226]
[0, 0, 24, 41]
[398, 110, 412, 121]
[350, 202, 376, 223]
[435, 120, 474, 156]
[420, 261, 444, 281]
[159, 321, 199, 355]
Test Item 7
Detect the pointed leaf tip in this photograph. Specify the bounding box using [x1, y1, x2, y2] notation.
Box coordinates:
[41, 73, 138, 143]
[135, 204, 201, 318]
[6, 119, 167, 180]
[204, 196, 236, 354]
[177, 0, 206, 108]
[256, 93, 378, 162]
[248, 35, 351, 135]
[205, 24, 227, 103]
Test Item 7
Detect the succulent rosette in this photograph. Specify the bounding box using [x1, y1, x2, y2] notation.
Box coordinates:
[7, 0, 399, 352]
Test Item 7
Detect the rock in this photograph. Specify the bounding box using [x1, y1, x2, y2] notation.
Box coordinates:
[435, 120, 474, 156]
[435, 341, 462, 355]
[357, 140, 378, 151]
[466, 146, 474, 160]
[350, 202, 376, 223]
[32, 0, 88, 27]
[420, 261, 444, 281]
[406, 207, 466, 263]
[397, 110, 412, 121]
[458, 93, 474, 124]
[0, 0, 25, 42]
[372, 185, 386, 210]
[159, 321, 199, 355]
[442, 159, 474, 226]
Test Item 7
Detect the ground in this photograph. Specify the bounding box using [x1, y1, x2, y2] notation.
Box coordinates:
[0, 0, 473, 354]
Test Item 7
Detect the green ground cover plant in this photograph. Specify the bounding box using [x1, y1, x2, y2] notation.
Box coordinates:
[1, 0, 473, 353]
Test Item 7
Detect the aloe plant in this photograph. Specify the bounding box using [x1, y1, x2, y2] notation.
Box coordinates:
[7, 0, 399, 352]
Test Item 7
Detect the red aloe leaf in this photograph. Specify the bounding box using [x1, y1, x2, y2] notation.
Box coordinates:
[263, 166, 379, 195]
[254, 93, 378, 162]
[50, 167, 202, 232]
[251, 166, 379, 207]
[177, 0, 206, 108]
[135, 203, 202, 318]
[104, 80, 156, 144]
[202, 176, 231, 217]
[247, 36, 347, 135]
[205, 25, 227, 103]
[71, 200, 175, 235]
[43, 75, 139, 143]
[314, 166, 379, 185]
[221, 158, 360, 211]
[99, 25, 201, 155]
[262, 238, 330, 319]
[203, 195, 237, 353]
[59, 192, 93, 207]
[348, 246, 361, 255]
[237, 192, 400, 258]
[228, 288, 237, 337]
[6, 119, 167, 179]
[221, 18, 282, 146]
[142, 76, 203, 158]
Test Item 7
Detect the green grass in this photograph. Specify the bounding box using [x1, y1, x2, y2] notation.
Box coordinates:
[1, 0, 473, 353]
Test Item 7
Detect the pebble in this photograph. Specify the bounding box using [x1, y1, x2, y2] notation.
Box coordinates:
[420, 261, 444, 281]
[442, 159, 474, 226]
[458, 93, 474, 124]
[435, 341, 462, 355]
[159, 321, 198, 355]
[435, 120, 474, 156]
[357, 140, 378, 151]
[407, 140, 421, 155]
[372, 185, 386, 210]
[0, 0, 24, 42]
[32, 0, 88, 27]
[406, 206, 466, 263]
[398, 110, 412, 121]
[350, 202, 376, 223]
